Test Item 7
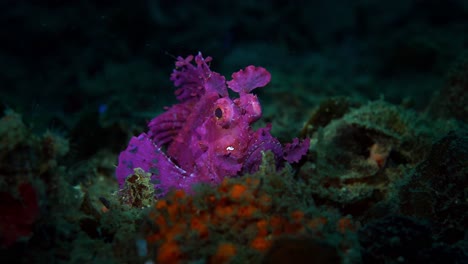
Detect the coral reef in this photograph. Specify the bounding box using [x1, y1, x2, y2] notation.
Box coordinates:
[0, 109, 145, 263]
[0, 109, 68, 247]
[299, 100, 462, 218]
[398, 131, 468, 244]
[118, 168, 155, 208]
[144, 153, 360, 263]
[2, 1, 468, 262]
[0, 110, 69, 180]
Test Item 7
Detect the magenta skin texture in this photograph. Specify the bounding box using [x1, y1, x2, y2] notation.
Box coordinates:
[116, 53, 309, 196]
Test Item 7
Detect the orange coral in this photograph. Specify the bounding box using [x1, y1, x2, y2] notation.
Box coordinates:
[256, 219, 269, 237]
[190, 217, 209, 238]
[257, 194, 272, 211]
[211, 243, 237, 263]
[290, 210, 304, 222]
[269, 215, 285, 235]
[157, 241, 182, 264]
[237, 204, 257, 218]
[214, 204, 235, 220]
[337, 217, 354, 233]
[307, 217, 328, 230]
[229, 184, 248, 200]
[145, 176, 353, 263]
[173, 189, 186, 199]
[251, 236, 271, 251]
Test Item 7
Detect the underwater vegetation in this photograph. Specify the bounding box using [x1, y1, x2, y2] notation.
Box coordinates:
[1, 51, 467, 263]
[1, 52, 467, 263]
[143, 153, 359, 263]
[1, 1, 468, 263]
[113, 53, 466, 263]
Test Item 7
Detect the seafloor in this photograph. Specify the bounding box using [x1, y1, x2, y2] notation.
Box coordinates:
[0, 1, 467, 263]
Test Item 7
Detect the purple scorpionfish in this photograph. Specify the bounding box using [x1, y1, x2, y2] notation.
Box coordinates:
[116, 53, 309, 196]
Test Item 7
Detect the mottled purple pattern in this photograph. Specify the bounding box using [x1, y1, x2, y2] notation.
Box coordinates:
[115, 133, 160, 186]
[283, 138, 311, 163]
[243, 125, 283, 173]
[227, 65, 272, 94]
[116, 52, 309, 196]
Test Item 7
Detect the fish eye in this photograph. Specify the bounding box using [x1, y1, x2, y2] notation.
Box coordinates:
[215, 107, 223, 119]
[213, 98, 236, 128]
